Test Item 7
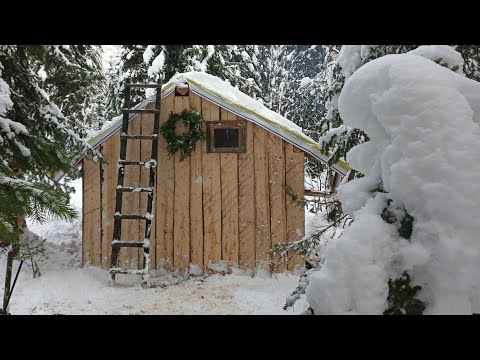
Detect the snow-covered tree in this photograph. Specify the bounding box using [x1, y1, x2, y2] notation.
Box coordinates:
[317, 45, 420, 167]
[283, 45, 325, 135]
[317, 45, 480, 168]
[103, 45, 328, 135]
[284, 45, 480, 313]
[103, 45, 148, 122]
[0, 45, 100, 246]
[103, 45, 248, 121]
[57, 46, 104, 136]
[305, 46, 480, 315]
[455, 45, 480, 81]
[233, 45, 324, 117]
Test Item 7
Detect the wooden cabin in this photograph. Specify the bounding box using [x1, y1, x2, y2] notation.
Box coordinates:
[78, 72, 350, 275]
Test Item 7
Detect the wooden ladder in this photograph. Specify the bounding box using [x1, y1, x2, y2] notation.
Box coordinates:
[109, 77, 162, 288]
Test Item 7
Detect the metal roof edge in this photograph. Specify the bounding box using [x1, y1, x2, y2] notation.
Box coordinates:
[60, 77, 350, 181]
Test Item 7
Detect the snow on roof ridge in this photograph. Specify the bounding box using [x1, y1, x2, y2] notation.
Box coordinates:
[167, 71, 303, 133]
[172, 72, 350, 174]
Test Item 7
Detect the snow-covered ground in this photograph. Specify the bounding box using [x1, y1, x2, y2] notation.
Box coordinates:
[0, 178, 308, 315]
[1, 261, 307, 315]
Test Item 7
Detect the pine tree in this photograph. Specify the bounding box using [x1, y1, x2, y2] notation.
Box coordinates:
[296, 45, 478, 314]
[147, 45, 246, 86]
[103, 44, 257, 123]
[284, 45, 421, 312]
[231, 45, 325, 126]
[105, 45, 150, 121]
[233, 45, 289, 108]
[281, 45, 325, 134]
[317, 45, 420, 167]
[35, 45, 104, 138]
[315, 45, 479, 168]
[102, 45, 124, 125]
[454, 45, 480, 81]
[0, 45, 101, 246]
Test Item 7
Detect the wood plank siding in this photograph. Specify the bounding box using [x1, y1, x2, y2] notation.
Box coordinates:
[82, 91, 305, 274]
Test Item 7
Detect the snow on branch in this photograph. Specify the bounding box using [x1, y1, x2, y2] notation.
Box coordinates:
[306, 48, 480, 315]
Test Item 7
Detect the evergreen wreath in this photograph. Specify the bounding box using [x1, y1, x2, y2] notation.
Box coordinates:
[160, 109, 206, 161]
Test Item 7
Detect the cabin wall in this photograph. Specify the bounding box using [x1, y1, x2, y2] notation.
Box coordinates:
[82, 91, 305, 273]
[82, 152, 101, 267]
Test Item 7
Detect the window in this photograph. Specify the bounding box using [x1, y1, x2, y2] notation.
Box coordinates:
[214, 128, 239, 148]
[207, 120, 246, 153]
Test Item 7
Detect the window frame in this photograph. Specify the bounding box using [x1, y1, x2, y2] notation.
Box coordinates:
[206, 120, 247, 153]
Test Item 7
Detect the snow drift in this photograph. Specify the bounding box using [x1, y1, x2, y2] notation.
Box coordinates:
[306, 47, 480, 314]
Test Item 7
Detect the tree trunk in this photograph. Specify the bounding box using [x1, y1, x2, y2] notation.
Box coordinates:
[1, 214, 26, 315]
[2, 166, 27, 314]
[2, 249, 15, 314]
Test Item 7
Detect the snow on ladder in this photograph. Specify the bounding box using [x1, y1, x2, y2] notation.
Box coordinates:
[109, 77, 162, 288]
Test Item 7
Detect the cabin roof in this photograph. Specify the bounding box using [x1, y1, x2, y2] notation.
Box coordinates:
[81, 72, 350, 176]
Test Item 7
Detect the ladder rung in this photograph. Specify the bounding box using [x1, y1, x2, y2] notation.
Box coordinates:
[122, 109, 160, 114]
[114, 213, 153, 220]
[124, 84, 163, 89]
[116, 187, 154, 193]
[109, 268, 148, 275]
[118, 160, 148, 166]
[120, 134, 158, 140]
[117, 160, 157, 168]
[112, 241, 148, 248]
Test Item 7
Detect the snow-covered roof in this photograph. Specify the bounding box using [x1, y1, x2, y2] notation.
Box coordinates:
[84, 72, 350, 176]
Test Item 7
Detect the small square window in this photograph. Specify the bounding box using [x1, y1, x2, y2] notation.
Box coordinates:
[207, 120, 246, 153]
[214, 128, 239, 148]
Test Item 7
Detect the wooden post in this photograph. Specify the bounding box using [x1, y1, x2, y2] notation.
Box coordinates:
[2, 215, 27, 315]
[2, 249, 14, 314]
[347, 169, 357, 182]
[330, 172, 341, 193]
[3, 169, 26, 314]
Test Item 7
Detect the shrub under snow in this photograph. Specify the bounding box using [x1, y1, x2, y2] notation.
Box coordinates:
[306, 49, 480, 314]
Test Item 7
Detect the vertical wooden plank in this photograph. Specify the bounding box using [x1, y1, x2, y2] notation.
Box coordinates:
[90, 208, 102, 266]
[94, 156, 103, 268]
[189, 93, 204, 272]
[82, 160, 86, 267]
[220, 107, 228, 121]
[82, 163, 91, 267]
[285, 144, 305, 271]
[100, 142, 109, 269]
[238, 121, 255, 269]
[101, 132, 120, 269]
[173, 95, 191, 272]
[254, 126, 271, 272]
[83, 211, 92, 265]
[139, 103, 156, 269]
[156, 93, 175, 269]
[220, 109, 239, 265]
[82, 212, 90, 266]
[268, 133, 286, 273]
[120, 115, 141, 270]
[202, 99, 222, 270]
[82, 159, 100, 265]
[82, 157, 101, 267]
[90, 148, 103, 267]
